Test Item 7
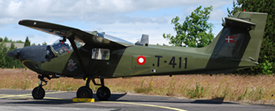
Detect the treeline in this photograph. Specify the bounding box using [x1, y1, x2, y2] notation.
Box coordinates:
[1, 36, 24, 43]
[0, 42, 24, 68]
[0, 36, 47, 68]
[0, 37, 26, 68]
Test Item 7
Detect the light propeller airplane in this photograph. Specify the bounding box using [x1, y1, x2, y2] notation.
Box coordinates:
[7, 12, 267, 101]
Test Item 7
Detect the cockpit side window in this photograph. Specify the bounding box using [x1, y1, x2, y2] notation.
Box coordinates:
[51, 39, 85, 55]
[45, 46, 56, 61]
[91, 48, 110, 60]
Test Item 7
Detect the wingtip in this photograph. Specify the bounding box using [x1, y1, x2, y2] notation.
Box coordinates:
[18, 20, 22, 25]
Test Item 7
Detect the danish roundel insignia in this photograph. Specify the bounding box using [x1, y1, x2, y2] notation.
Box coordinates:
[137, 55, 146, 65]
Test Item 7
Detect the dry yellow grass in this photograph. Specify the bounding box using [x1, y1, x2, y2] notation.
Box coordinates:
[0, 69, 274, 105]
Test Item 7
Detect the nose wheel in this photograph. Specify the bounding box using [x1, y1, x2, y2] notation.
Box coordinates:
[32, 86, 45, 99]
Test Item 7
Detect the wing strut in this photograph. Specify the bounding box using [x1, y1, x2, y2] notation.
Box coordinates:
[67, 36, 89, 78]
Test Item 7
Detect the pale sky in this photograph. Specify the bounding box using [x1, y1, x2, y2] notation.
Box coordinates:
[0, 0, 234, 45]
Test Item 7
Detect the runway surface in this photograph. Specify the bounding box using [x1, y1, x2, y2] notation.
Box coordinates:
[0, 90, 274, 111]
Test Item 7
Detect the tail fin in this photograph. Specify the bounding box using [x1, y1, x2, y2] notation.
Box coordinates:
[205, 12, 268, 70]
[135, 34, 149, 46]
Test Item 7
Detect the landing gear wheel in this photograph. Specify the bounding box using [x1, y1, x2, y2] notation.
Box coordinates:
[96, 86, 111, 101]
[77, 86, 93, 98]
[32, 87, 45, 99]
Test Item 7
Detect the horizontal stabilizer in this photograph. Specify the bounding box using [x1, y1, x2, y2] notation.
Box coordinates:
[224, 17, 256, 30]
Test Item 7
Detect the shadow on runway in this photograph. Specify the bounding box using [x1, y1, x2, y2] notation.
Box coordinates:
[112, 94, 236, 105]
[115, 99, 234, 104]
[5, 93, 235, 105]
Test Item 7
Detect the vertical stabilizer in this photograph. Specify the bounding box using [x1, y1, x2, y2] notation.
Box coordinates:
[135, 34, 149, 46]
[204, 12, 267, 71]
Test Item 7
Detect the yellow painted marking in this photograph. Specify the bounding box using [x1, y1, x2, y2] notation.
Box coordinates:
[21, 60, 32, 69]
[0, 91, 66, 99]
[43, 97, 65, 100]
[45, 91, 67, 94]
[72, 98, 95, 102]
[0, 93, 31, 99]
[101, 101, 187, 111]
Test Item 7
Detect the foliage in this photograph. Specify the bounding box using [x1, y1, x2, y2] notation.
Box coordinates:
[134, 78, 153, 94]
[186, 82, 206, 99]
[42, 41, 47, 45]
[0, 41, 24, 68]
[24, 37, 31, 47]
[1, 36, 24, 43]
[259, 59, 273, 74]
[163, 6, 214, 47]
[228, 0, 275, 74]
[227, 0, 242, 17]
[3, 37, 10, 42]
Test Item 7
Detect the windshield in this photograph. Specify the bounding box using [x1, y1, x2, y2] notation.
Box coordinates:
[85, 31, 133, 45]
[104, 34, 133, 45]
[51, 39, 85, 54]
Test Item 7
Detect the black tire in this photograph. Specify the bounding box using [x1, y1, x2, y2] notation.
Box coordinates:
[96, 86, 111, 101]
[32, 87, 45, 99]
[77, 86, 93, 98]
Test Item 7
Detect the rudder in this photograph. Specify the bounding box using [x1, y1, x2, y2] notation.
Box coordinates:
[235, 12, 268, 67]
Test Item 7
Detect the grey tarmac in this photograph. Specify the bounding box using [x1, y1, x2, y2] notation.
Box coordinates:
[0, 90, 274, 111]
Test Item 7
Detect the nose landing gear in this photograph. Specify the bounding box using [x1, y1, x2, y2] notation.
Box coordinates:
[32, 86, 45, 99]
[32, 75, 50, 99]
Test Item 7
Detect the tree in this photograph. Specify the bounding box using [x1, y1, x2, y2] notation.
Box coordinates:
[163, 6, 214, 47]
[3, 37, 9, 42]
[24, 36, 31, 47]
[15, 40, 24, 43]
[228, 0, 275, 74]
[42, 41, 47, 45]
[0, 42, 8, 67]
[227, 0, 242, 17]
[0, 37, 24, 68]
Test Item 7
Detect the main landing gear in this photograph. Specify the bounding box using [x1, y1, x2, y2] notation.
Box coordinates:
[76, 78, 111, 101]
[32, 75, 111, 101]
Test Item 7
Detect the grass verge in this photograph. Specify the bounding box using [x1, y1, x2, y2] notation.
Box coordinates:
[0, 69, 274, 105]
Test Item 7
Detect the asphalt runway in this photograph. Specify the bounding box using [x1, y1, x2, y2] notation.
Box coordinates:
[0, 90, 274, 111]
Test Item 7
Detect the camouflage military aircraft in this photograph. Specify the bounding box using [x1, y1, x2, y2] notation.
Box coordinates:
[7, 12, 267, 101]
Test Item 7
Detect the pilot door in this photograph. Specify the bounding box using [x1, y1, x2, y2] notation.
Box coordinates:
[89, 48, 111, 77]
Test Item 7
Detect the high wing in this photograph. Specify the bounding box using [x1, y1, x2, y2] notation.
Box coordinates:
[18, 19, 133, 78]
[18, 20, 133, 47]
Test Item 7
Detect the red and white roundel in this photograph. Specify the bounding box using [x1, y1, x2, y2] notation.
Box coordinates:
[137, 55, 146, 65]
